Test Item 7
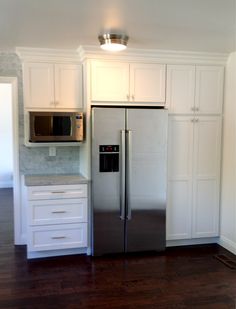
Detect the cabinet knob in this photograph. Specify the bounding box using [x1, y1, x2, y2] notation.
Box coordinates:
[195, 118, 199, 122]
[191, 119, 195, 122]
[132, 95, 135, 101]
[195, 107, 199, 111]
[126, 94, 130, 101]
[191, 107, 195, 111]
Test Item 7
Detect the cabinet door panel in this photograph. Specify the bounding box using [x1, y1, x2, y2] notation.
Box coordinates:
[166, 65, 195, 113]
[195, 66, 224, 114]
[55, 64, 82, 109]
[91, 61, 129, 102]
[168, 116, 194, 179]
[167, 180, 192, 240]
[167, 116, 194, 240]
[193, 179, 219, 237]
[24, 62, 54, 109]
[192, 116, 221, 237]
[130, 63, 166, 103]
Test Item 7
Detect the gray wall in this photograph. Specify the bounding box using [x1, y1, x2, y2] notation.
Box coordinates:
[0, 52, 80, 175]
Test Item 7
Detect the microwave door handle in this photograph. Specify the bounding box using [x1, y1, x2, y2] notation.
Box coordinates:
[70, 116, 73, 137]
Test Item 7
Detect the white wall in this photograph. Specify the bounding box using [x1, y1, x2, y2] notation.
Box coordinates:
[220, 52, 236, 253]
[0, 83, 13, 188]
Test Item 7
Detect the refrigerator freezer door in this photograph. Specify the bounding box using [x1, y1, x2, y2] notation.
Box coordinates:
[92, 107, 126, 255]
[126, 109, 168, 252]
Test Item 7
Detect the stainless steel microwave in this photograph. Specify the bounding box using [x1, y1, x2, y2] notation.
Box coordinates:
[29, 111, 84, 142]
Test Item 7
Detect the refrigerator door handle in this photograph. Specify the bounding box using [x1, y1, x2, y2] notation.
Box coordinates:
[120, 130, 126, 220]
[127, 129, 132, 220]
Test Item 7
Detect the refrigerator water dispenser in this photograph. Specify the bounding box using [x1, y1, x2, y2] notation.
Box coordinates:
[99, 145, 119, 172]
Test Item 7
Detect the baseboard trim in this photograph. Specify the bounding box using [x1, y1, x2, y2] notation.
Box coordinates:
[218, 236, 236, 255]
[166, 237, 219, 247]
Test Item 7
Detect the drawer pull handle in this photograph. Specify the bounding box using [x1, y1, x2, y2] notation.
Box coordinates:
[51, 236, 66, 239]
[51, 191, 65, 194]
[51, 211, 67, 214]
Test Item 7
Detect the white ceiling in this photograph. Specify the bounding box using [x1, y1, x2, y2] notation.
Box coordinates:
[0, 0, 236, 53]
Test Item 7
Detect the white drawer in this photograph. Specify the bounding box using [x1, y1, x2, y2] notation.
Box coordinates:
[28, 223, 87, 251]
[27, 184, 87, 200]
[28, 198, 87, 226]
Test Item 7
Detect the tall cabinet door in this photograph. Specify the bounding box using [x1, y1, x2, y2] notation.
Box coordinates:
[54, 64, 82, 109]
[23, 62, 54, 109]
[167, 116, 194, 240]
[91, 107, 126, 255]
[166, 65, 195, 114]
[126, 109, 168, 252]
[192, 116, 222, 237]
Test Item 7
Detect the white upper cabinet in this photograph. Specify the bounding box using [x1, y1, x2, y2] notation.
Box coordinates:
[91, 60, 166, 104]
[166, 64, 224, 114]
[54, 64, 82, 109]
[129, 63, 166, 103]
[195, 66, 224, 114]
[91, 61, 129, 102]
[166, 65, 195, 114]
[24, 62, 82, 110]
[24, 63, 55, 109]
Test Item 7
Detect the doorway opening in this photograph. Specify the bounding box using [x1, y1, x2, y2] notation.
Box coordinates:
[0, 77, 20, 246]
[0, 83, 14, 244]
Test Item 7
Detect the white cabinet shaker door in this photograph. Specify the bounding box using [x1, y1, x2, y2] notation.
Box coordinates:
[167, 116, 194, 240]
[192, 116, 221, 237]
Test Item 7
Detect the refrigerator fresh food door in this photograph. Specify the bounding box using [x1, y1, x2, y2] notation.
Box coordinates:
[126, 109, 168, 252]
[92, 107, 126, 255]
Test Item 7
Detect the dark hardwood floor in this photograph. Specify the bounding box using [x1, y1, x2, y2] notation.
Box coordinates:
[0, 188, 14, 245]
[0, 189, 236, 308]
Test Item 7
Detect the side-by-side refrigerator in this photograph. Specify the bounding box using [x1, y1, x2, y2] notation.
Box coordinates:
[91, 107, 168, 256]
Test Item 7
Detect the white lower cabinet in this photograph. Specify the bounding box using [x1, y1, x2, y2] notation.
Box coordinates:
[167, 115, 222, 241]
[26, 184, 88, 257]
[28, 223, 87, 252]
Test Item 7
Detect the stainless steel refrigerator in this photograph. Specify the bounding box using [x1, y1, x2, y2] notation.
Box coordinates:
[91, 107, 168, 256]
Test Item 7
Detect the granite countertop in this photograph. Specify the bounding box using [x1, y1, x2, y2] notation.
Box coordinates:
[24, 174, 89, 186]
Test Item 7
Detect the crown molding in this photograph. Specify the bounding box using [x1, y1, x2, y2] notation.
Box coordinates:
[15, 47, 81, 63]
[14, 45, 229, 65]
[77, 45, 229, 65]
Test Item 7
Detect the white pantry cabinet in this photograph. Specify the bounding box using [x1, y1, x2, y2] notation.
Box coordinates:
[26, 184, 88, 256]
[23, 62, 82, 110]
[167, 115, 222, 240]
[91, 60, 166, 104]
[166, 65, 224, 114]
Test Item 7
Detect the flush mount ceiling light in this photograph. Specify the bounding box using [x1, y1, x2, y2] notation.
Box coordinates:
[98, 33, 129, 51]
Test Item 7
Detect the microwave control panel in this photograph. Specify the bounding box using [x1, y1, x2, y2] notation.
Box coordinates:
[75, 113, 83, 141]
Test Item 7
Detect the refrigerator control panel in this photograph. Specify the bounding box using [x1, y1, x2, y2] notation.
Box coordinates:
[99, 145, 119, 173]
[99, 145, 119, 153]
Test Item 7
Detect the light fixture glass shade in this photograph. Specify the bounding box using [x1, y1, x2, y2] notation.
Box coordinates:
[98, 34, 129, 51]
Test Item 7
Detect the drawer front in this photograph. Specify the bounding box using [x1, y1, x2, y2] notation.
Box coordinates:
[27, 184, 87, 200]
[28, 223, 87, 251]
[28, 198, 87, 225]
